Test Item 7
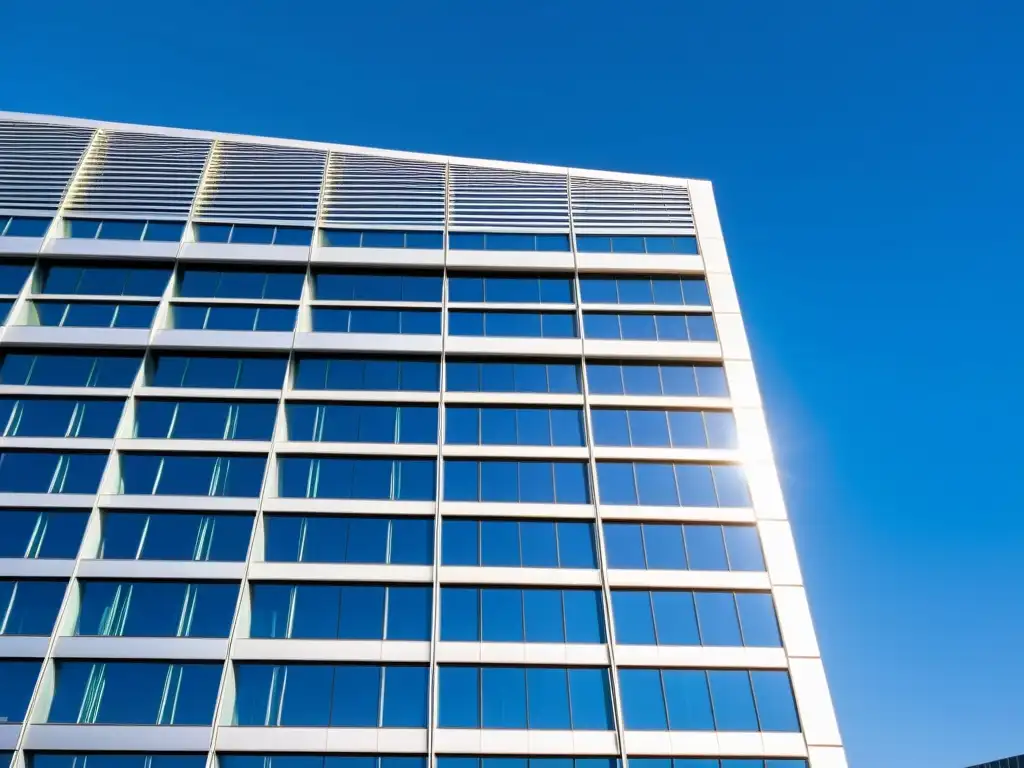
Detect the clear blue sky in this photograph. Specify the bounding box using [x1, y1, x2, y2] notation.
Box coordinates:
[3, 0, 1023, 764]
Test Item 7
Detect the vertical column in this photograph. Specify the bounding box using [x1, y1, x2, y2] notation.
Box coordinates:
[568, 171, 630, 768]
[688, 180, 847, 768]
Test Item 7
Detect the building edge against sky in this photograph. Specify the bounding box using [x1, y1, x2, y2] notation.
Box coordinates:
[0, 111, 846, 768]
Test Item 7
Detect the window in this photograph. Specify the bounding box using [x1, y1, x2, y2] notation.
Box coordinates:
[178, 268, 305, 300]
[579, 276, 710, 306]
[586, 362, 727, 397]
[591, 409, 737, 449]
[0, 660, 41, 723]
[64, 219, 186, 242]
[0, 352, 141, 388]
[0, 508, 89, 558]
[448, 275, 573, 303]
[582, 312, 717, 341]
[233, 663, 428, 727]
[135, 400, 277, 440]
[438, 666, 614, 729]
[446, 407, 584, 447]
[39, 264, 172, 297]
[76, 581, 239, 637]
[448, 311, 576, 338]
[31, 755, 208, 768]
[0, 580, 67, 634]
[617, 668, 798, 732]
[150, 355, 287, 389]
[48, 661, 221, 724]
[596, 462, 749, 507]
[441, 587, 604, 643]
[172, 304, 296, 332]
[264, 515, 433, 565]
[603, 523, 765, 571]
[321, 229, 444, 250]
[29, 301, 156, 329]
[221, 758, 427, 768]
[250, 584, 431, 640]
[1, 216, 50, 237]
[0, 263, 32, 294]
[119, 454, 267, 497]
[631, 761, 807, 768]
[193, 224, 313, 246]
[446, 359, 580, 393]
[286, 403, 437, 444]
[441, 519, 597, 568]
[99, 511, 253, 561]
[294, 357, 439, 392]
[438, 759, 618, 768]
[448, 233, 571, 252]
[0, 300, 12, 323]
[575, 234, 698, 255]
[611, 590, 780, 647]
[0, 451, 107, 494]
[0, 398, 124, 438]
[444, 460, 590, 504]
[278, 457, 436, 501]
[312, 308, 441, 335]
[314, 272, 442, 302]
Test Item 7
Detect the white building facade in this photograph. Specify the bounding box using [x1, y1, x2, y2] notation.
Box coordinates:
[0, 112, 847, 768]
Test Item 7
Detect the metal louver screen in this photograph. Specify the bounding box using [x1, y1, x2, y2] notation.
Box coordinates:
[449, 165, 569, 230]
[0, 120, 94, 215]
[64, 130, 211, 219]
[322, 152, 445, 229]
[195, 142, 326, 224]
[570, 176, 693, 233]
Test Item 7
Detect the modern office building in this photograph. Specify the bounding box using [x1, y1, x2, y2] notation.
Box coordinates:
[968, 756, 1024, 768]
[0, 112, 846, 768]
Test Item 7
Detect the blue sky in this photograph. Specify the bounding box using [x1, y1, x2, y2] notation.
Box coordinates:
[3, 0, 1024, 764]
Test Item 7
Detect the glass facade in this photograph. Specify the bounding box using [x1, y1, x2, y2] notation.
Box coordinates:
[0, 113, 844, 768]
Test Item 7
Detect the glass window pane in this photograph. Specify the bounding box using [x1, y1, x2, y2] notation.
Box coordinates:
[522, 589, 563, 643]
[482, 666, 527, 728]
[481, 408, 517, 445]
[652, 591, 700, 645]
[339, 586, 385, 639]
[627, 410, 670, 447]
[735, 592, 781, 647]
[619, 314, 656, 340]
[442, 519, 478, 566]
[441, 587, 479, 641]
[439, 666, 479, 727]
[618, 669, 667, 729]
[664, 669, 715, 730]
[708, 670, 758, 731]
[481, 519, 520, 565]
[515, 408, 551, 446]
[482, 588, 524, 642]
[390, 517, 434, 565]
[406, 231, 443, 249]
[651, 278, 684, 305]
[611, 591, 655, 645]
[292, 585, 342, 639]
[668, 411, 707, 447]
[603, 523, 644, 569]
[617, 279, 654, 304]
[322, 230, 361, 247]
[686, 315, 718, 342]
[713, 465, 751, 507]
[553, 462, 589, 504]
[525, 667, 570, 729]
[272, 227, 313, 246]
[568, 668, 614, 730]
[643, 524, 686, 569]
[444, 460, 479, 502]
[5, 217, 50, 237]
[635, 463, 679, 506]
[480, 461, 518, 503]
[695, 592, 742, 646]
[684, 525, 728, 571]
[598, 462, 634, 505]
[556, 522, 596, 568]
[550, 409, 585, 447]
[582, 313, 620, 339]
[519, 521, 558, 568]
[622, 364, 662, 395]
[564, 589, 604, 643]
[331, 665, 381, 726]
[675, 464, 719, 507]
[592, 410, 629, 446]
[382, 665, 428, 726]
[724, 526, 765, 571]
[751, 670, 800, 731]
[695, 365, 728, 396]
[518, 461, 555, 504]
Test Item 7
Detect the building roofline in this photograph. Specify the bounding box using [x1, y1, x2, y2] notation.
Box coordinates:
[0, 109, 707, 189]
